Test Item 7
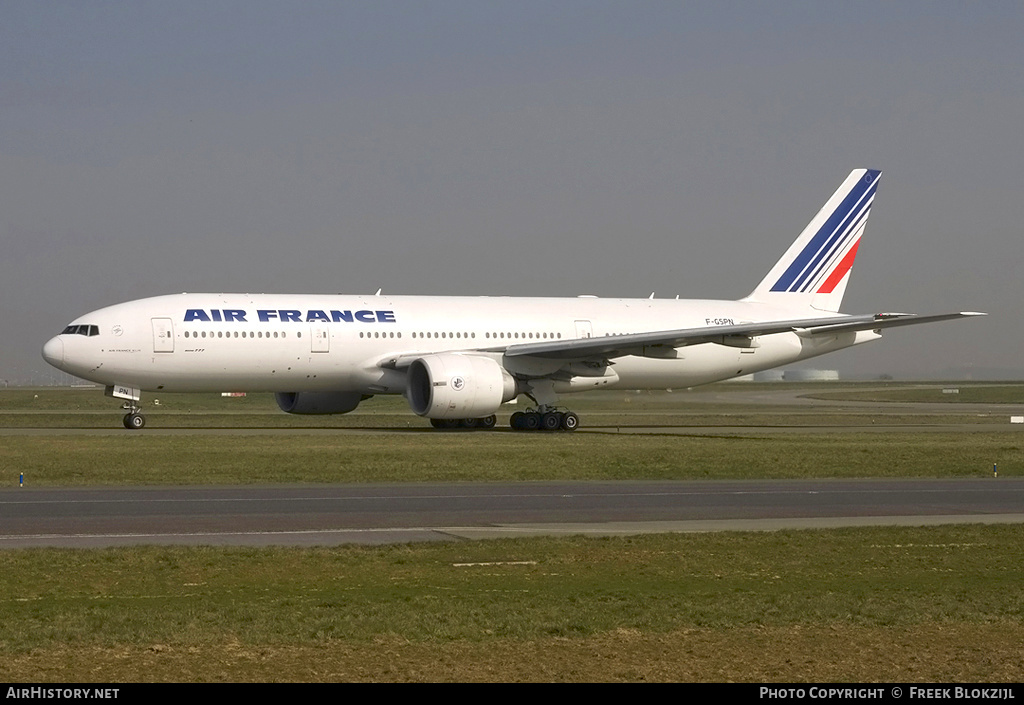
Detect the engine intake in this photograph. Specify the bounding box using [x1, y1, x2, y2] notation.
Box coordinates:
[406, 354, 517, 419]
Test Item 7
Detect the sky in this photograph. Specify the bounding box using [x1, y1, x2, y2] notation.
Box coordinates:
[2, 1, 1022, 383]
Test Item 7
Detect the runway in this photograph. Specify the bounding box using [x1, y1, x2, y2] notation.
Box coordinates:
[4, 385, 1022, 548]
[2, 479, 1022, 548]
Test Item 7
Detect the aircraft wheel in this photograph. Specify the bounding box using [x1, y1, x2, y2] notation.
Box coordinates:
[461, 418, 479, 429]
[541, 412, 562, 431]
[431, 418, 463, 429]
[523, 412, 541, 431]
[510, 412, 524, 430]
[479, 415, 497, 429]
[124, 413, 146, 430]
[560, 412, 580, 432]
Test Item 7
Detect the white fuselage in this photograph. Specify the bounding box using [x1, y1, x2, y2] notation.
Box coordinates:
[43, 292, 876, 397]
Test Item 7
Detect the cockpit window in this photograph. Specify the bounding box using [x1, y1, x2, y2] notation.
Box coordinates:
[61, 324, 99, 337]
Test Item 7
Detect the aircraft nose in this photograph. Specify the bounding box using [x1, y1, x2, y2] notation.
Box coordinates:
[42, 336, 64, 368]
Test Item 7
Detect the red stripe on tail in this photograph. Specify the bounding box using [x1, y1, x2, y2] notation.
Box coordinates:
[816, 239, 861, 294]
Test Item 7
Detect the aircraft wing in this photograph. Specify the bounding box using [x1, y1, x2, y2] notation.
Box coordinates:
[501, 311, 986, 361]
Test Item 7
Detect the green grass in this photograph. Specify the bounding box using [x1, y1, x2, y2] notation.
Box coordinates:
[1, 526, 1022, 681]
[3, 383, 1024, 681]
[3, 526, 1020, 645]
[804, 383, 1024, 404]
[3, 432, 1022, 485]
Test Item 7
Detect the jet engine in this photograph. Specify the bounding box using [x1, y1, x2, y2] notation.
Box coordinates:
[274, 391, 367, 415]
[406, 354, 517, 419]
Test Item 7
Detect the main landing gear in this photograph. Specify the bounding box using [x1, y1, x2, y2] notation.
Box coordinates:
[427, 409, 580, 431]
[430, 415, 498, 430]
[121, 402, 146, 430]
[509, 408, 579, 432]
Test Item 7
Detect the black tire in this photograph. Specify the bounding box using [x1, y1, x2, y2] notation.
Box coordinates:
[480, 415, 497, 429]
[510, 412, 524, 430]
[541, 412, 562, 431]
[523, 412, 541, 431]
[127, 413, 145, 430]
[561, 412, 580, 431]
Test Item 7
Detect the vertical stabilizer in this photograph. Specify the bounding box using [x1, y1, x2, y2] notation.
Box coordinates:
[744, 169, 880, 313]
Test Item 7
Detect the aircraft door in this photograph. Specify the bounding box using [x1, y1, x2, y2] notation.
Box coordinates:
[574, 320, 593, 339]
[152, 318, 174, 353]
[311, 325, 330, 353]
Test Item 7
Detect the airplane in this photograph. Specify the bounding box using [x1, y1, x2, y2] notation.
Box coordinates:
[42, 169, 983, 431]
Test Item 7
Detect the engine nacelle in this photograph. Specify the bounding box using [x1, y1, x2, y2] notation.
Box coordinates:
[274, 391, 366, 415]
[406, 354, 517, 419]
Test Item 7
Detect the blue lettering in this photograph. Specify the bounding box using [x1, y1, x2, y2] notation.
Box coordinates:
[184, 309, 211, 322]
[187, 307, 398, 324]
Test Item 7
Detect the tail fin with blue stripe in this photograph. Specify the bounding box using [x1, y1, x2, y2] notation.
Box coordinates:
[744, 169, 881, 313]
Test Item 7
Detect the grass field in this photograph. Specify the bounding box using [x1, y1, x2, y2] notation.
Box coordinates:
[1, 526, 1022, 682]
[804, 383, 1024, 405]
[3, 432, 1022, 485]
[1, 383, 1023, 682]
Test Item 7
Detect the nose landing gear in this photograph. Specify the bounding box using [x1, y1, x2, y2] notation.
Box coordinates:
[121, 402, 146, 429]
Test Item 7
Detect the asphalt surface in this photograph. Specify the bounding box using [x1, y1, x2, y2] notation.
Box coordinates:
[3, 385, 1022, 547]
[2, 479, 1022, 548]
